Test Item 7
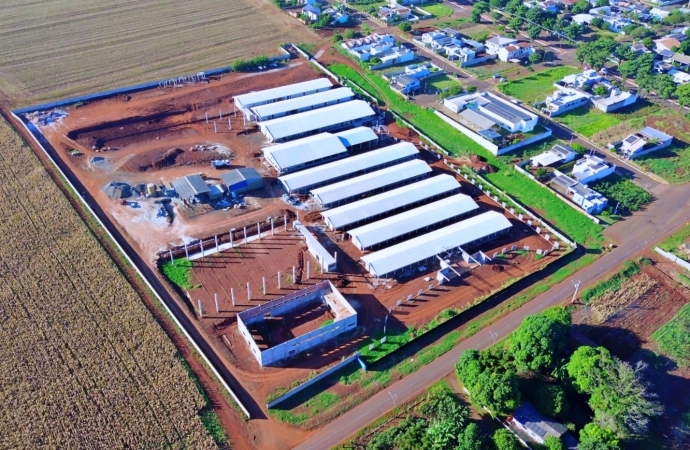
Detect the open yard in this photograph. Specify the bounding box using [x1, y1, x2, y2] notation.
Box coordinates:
[0, 0, 321, 106]
[0, 118, 219, 447]
[423, 73, 460, 91]
[497, 66, 580, 104]
[417, 2, 454, 17]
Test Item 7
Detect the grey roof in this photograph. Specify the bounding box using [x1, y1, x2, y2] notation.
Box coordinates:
[672, 52, 690, 65]
[348, 194, 479, 249]
[263, 133, 348, 172]
[172, 174, 210, 199]
[551, 174, 578, 190]
[395, 75, 418, 86]
[486, 35, 517, 46]
[220, 168, 261, 186]
[334, 127, 378, 147]
[360, 211, 511, 277]
[513, 403, 568, 440]
[552, 144, 576, 157]
[321, 174, 460, 230]
[250, 87, 354, 120]
[294, 221, 336, 269]
[259, 100, 376, 141]
[234, 78, 332, 109]
[311, 160, 431, 207]
[279, 142, 419, 192]
[482, 99, 533, 124]
[639, 126, 673, 142]
[460, 108, 496, 130]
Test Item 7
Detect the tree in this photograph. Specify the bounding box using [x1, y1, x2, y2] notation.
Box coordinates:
[251, 55, 270, 67]
[471, 9, 482, 23]
[676, 83, 690, 107]
[579, 423, 620, 449]
[492, 429, 521, 450]
[535, 166, 548, 179]
[332, 32, 343, 43]
[534, 384, 569, 418]
[576, 38, 616, 69]
[527, 24, 541, 40]
[613, 44, 636, 63]
[593, 84, 608, 96]
[426, 419, 457, 450]
[471, 0, 490, 22]
[595, 0, 609, 6]
[642, 37, 654, 50]
[510, 308, 571, 372]
[398, 22, 412, 32]
[509, 16, 523, 31]
[344, 29, 360, 39]
[591, 17, 606, 30]
[473, 369, 520, 415]
[618, 59, 639, 86]
[571, 0, 590, 14]
[567, 346, 614, 394]
[655, 74, 677, 101]
[505, 0, 523, 14]
[564, 23, 583, 41]
[419, 388, 470, 429]
[529, 51, 542, 64]
[456, 423, 486, 450]
[544, 436, 566, 450]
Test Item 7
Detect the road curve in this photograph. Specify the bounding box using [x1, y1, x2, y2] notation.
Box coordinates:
[295, 188, 690, 450]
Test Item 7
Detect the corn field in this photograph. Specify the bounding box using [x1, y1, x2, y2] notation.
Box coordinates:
[0, 0, 321, 105]
[0, 118, 217, 448]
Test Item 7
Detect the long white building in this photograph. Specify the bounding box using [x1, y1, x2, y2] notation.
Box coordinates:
[262, 127, 377, 174]
[310, 159, 432, 208]
[279, 142, 419, 194]
[234, 78, 332, 115]
[250, 87, 354, 121]
[321, 175, 461, 231]
[348, 194, 480, 251]
[360, 211, 512, 278]
[259, 100, 377, 143]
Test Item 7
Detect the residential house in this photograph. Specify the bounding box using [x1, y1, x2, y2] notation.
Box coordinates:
[591, 87, 637, 112]
[374, 47, 416, 68]
[529, 144, 578, 167]
[668, 68, 690, 84]
[497, 42, 534, 62]
[443, 91, 538, 133]
[654, 37, 682, 54]
[670, 53, 690, 68]
[571, 154, 615, 184]
[538, 0, 561, 12]
[510, 403, 578, 447]
[485, 35, 519, 55]
[572, 13, 594, 25]
[322, 7, 349, 24]
[390, 74, 421, 94]
[341, 33, 396, 61]
[649, 7, 669, 20]
[543, 88, 591, 116]
[552, 173, 609, 214]
[394, 0, 427, 5]
[548, 70, 637, 114]
[302, 4, 321, 21]
[603, 15, 632, 33]
[378, 5, 413, 23]
[630, 43, 651, 56]
[421, 31, 449, 47]
[619, 126, 673, 159]
[441, 28, 462, 39]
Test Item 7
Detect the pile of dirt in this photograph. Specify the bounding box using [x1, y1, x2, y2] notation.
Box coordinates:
[122, 147, 224, 172]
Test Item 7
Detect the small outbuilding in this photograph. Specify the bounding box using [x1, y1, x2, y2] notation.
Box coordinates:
[220, 168, 263, 194]
[172, 174, 211, 201]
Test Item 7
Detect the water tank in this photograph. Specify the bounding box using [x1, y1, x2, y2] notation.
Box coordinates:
[146, 183, 156, 196]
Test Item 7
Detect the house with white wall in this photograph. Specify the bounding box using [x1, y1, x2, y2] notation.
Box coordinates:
[619, 126, 673, 159]
[485, 35, 518, 54]
[497, 42, 534, 62]
[571, 154, 615, 184]
[443, 91, 538, 133]
[341, 33, 397, 61]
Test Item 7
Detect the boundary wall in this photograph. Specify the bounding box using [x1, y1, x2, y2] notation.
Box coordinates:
[266, 352, 361, 408]
[294, 221, 337, 272]
[655, 247, 690, 272]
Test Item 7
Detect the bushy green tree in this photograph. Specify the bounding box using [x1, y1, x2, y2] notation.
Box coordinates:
[492, 428, 521, 450]
[564, 23, 583, 41]
[527, 24, 541, 40]
[427, 419, 457, 449]
[571, 0, 590, 14]
[419, 388, 470, 429]
[398, 22, 412, 32]
[677, 83, 690, 107]
[655, 74, 677, 101]
[578, 423, 620, 449]
[544, 436, 565, 450]
[456, 423, 486, 450]
[576, 38, 616, 69]
[534, 384, 569, 418]
[593, 84, 608, 96]
[473, 370, 520, 415]
[510, 307, 571, 372]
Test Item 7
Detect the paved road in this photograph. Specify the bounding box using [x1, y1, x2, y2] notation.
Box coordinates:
[296, 181, 690, 449]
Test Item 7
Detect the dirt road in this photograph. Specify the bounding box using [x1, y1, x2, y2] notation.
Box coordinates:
[295, 182, 690, 449]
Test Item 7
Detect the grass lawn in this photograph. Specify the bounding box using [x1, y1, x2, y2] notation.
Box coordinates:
[658, 224, 690, 259]
[329, 62, 604, 248]
[348, 0, 388, 12]
[161, 258, 195, 290]
[588, 172, 653, 215]
[653, 303, 690, 366]
[417, 1, 453, 17]
[554, 107, 622, 137]
[423, 73, 459, 91]
[498, 66, 580, 104]
[465, 60, 522, 80]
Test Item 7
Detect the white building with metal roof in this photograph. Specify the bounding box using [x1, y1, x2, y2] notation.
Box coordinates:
[259, 100, 377, 142]
[262, 127, 378, 174]
[348, 194, 479, 251]
[249, 87, 354, 121]
[360, 211, 512, 278]
[234, 78, 332, 115]
[279, 142, 419, 194]
[321, 174, 461, 230]
[311, 159, 432, 208]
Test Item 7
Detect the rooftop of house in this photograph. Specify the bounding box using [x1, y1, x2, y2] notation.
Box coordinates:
[512, 403, 569, 441]
[547, 87, 591, 105]
[486, 35, 518, 46]
[572, 154, 612, 178]
[655, 37, 682, 50]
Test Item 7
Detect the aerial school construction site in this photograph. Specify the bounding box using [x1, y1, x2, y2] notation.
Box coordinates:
[20, 54, 570, 417]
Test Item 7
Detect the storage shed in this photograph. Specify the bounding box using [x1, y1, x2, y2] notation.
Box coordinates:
[172, 174, 211, 201]
[220, 168, 263, 194]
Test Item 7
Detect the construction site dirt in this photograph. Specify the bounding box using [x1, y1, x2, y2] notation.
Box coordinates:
[30, 60, 568, 446]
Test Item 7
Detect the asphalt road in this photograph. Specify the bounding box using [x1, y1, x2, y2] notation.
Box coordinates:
[296, 180, 690, 450]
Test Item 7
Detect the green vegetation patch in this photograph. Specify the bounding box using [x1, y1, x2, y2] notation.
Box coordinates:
[653, 304, 690, 366]
[658, 224, 690, 260]
[498, 66, 580, 104]
[465, 60, 522, 80]
[423, 73, 459, 91]
[580, 260, 640, 303]
[161, 258, 195, 290]
[588, 172, 652, 215]
[417, 2, 453, 17]
[554, 107, 622, 137]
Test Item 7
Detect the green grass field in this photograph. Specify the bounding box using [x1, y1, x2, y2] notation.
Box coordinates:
[658, 224, 690, 259]
[161, 258, 195, 290]
[554, 107, 622, 137]
[653, 304, 690, 366]
[423, 73, 459, 91]
[588, 172, 652, 215]
[498, 66, 580, 104]
[417, 2, 454, 17]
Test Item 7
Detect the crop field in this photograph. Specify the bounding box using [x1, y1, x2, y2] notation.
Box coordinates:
[0, 0, 321, 105]
[0, 119, 217, 448]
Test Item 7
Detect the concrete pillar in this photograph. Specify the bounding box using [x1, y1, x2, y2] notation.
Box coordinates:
[169, 250, 174, 265]
[292, 266, 296, 285]
[219, 109, 223, 120]
[230, 288, 235, 307]
[283, 214, 287, 232]
[184, 243, 189, 260]
[278, 271, 281, 289]
[244, 226, 247, 244]
[198, 300, 202, 318]
[257, 222, 261, 239]
[205, 112, 208, 124]
[214, 293, 219, 313]
[215, 235, 219, 253]
[229, 231, 233, 248]
[247, 282, 251, 301]
[200, 239, 204, 256]
[262, 277, 266, 294]
[271, 218, 274, 235]
[307, 261, 310, 280]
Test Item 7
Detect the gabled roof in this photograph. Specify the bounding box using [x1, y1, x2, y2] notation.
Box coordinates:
[220, 168, 261, 186]
[486, 35, 518, 46]
[172, 174, 210, 199]
[234, 79, 332, 109]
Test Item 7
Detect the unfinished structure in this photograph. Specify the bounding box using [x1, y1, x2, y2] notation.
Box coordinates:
[237, 281, 357, 366]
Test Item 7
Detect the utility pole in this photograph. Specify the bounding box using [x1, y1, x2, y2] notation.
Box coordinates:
[571, 280, 581, 304]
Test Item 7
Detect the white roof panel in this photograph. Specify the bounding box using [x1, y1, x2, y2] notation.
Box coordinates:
[311, 160, 431, 206]
[251, 87, 354, 119]
[335, 127, 378, 147]
[263, 133, 347, 172]
[234, 78, 332, 108]
[279, 142, 419, 192]
[260, 100, 376, 141]
[361, 211, 512, 277]
[348, 194, 479, 249]
[321, 174, 460, 229]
